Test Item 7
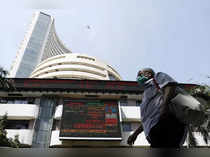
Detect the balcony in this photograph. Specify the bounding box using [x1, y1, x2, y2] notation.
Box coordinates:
[120, 106, 141, 122]
[0, 104, 39, 120]
[6, 129, 34, 145]
[50, 130, 62, 146]
[54, 105, 63, 120]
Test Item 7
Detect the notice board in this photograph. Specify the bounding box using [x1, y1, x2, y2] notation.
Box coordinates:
[59, 99, 122, 140]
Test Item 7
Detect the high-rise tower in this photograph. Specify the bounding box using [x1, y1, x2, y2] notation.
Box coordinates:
[9, 12, 72, 78]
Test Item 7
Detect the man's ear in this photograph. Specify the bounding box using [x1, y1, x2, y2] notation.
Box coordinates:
[149, 73, 153, 78]
[137, 71, 141, 76]
[149, 71, 154, 78]
[145, 72, 152, 78]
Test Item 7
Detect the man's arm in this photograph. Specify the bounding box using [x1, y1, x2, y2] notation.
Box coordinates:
[160, 83, 177, 118]
[127, 123, 144, 145]
[133, 124, 144, 136]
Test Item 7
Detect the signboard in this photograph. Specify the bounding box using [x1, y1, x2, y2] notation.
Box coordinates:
[59, 99, 122, 140]
[9, 78, 200, 95]
[12, 78, 142, 94]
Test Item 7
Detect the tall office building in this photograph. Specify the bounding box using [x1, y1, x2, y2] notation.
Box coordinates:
[9, 12, 72, 78]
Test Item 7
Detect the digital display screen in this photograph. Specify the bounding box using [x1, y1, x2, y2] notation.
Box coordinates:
[13, 78, 142, 93]
[59, 99, 122, 140]
[12, 78, 198, 95]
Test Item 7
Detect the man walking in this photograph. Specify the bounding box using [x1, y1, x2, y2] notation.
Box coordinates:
[127, 68, 187, 148]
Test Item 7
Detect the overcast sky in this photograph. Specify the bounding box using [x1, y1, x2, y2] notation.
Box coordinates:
[1, 0, 210, 84]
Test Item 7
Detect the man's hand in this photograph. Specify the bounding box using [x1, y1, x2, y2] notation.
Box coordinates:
[127, 133, 138, 146]
[127, 124, 143, 146]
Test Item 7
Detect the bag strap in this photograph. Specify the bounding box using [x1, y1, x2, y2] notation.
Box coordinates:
[152, 78, 161, 91]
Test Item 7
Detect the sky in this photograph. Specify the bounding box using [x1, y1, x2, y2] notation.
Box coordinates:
[0, 0, 210, 85]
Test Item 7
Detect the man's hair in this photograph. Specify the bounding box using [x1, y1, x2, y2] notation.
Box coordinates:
[138, 68, 155, 77]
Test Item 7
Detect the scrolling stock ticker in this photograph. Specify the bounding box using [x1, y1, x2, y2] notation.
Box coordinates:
[59, 99, 122, 140]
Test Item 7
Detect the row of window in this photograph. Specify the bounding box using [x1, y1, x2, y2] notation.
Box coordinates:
[108, 73, 117, 80]
[4, 120, 30, 129]
[42, 25, 70, 61]
[36, 58, 105, 72]
[3, 120, 138, 132]
[5, 120, 201, 133]
[52, 120, 140, 132]
[120, 100, 142, 106]
[35, 67, 106, 78]
[122, 122, 141, 132]
[0, 98, 140, 106]
[32, 62, 107, 78]
[0, 98, 35, 104]
[77, 55, 95, 61]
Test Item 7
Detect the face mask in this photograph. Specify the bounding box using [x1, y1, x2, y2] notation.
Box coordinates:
[136, 75, 149, 85]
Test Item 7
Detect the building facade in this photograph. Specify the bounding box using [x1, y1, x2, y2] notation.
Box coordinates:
[0, 79, 209, 147]
[9, 12, 72, 78]
[0, 78, 144, 147]
[30, 53, 121, 80]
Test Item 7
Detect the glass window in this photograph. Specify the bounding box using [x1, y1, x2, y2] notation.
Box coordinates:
[136, 100, 142, 106]
[122, 122, 132, 132]
[120, 100, 128, 106]
[7, 100, 15, 104]
[108, 73, 117, 80]
[15, 100, 23, 104]
[0, 97, 36, 104]
[0, 99, 7, 104]
[5, 120, 29, 129]
[52, 120, 60, 130]
[27, 98, 35, 104]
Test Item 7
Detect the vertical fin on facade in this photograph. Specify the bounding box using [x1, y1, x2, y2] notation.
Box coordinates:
[32, 96, 58, 148]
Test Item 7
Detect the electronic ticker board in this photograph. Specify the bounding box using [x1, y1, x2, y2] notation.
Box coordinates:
[59, 99, 122, 140]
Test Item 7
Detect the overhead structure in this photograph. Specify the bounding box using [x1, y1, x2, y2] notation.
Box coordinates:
[30, 53, 121, 80]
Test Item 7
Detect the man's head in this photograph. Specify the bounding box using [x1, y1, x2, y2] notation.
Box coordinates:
[136, 68, 155, 86]
[137, 68, 155, 79]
